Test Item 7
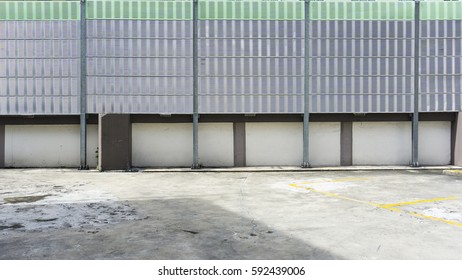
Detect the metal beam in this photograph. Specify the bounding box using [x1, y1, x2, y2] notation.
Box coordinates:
[411, 0, 420, 167]
[192, 0, 200, 169]
[0, 124, 4, 168]
[451, 115, 457, 165]
[79, 0, 88, 170]
[0, 115, 99, 125]
[128, 112, 455, 124]
[454, 112, 462, 166]
[302, 0, 311, 168]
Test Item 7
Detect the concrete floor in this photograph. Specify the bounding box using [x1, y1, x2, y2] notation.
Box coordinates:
[1, 169, 462, 260]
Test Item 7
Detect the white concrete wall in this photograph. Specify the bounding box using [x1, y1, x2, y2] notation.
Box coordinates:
[419, 121, 451, 165]
[309, 122, 341, 166]
[246, 122, 302, 166]
[2, 121, 450, 168]
[353, 121, 451, 166]
[4, 125, 98, 168]
[132, 123, 192, 167]
[198, 123, 234, 167]
[353, 122, 411, 165]
[246, 122, 340, 166]
[132, 123, 233, 167]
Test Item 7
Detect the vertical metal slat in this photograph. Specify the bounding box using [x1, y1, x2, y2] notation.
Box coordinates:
[192, 0, 200, 169]
[411, 0, 420, 167]
[79, 0, 88, 170]
[302, 0, 310, 168]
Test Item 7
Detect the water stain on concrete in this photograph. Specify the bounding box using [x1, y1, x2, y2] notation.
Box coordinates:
[4, 195, 50, 204]
[182, 230, 199, 235]
[0, 223, 24, 230]
[34, 218, 58, 222]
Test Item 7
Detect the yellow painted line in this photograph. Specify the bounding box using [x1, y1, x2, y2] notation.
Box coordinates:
[301, 177, 369, 185]
[288, 183, 462, 228]
[444, 170, 462, 176]
[378, 205, 402, 213]
[289, 183, 382, 208]
[409, 212, 462, 227]
[380, 196, 458, 208]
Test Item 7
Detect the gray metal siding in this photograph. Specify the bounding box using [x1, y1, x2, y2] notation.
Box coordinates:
[309, 20, 414, 113]
[198, 20, 303, 113]
[0, 20, 80, 115]
[420, 20, 462, 112]
[86, 20, 193, 114]
[0, 19, 460, 115]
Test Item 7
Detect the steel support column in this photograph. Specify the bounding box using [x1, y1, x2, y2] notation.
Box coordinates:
[411, 0, 420, 167]
[79, 0, 88, 170]
[192, 0, 200, 169]
[302, 0, 311, 168]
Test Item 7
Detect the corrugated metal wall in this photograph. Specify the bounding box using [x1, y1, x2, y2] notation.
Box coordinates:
[420, 2, 462, 112]
[198, 19, 304, 113]
[309, 1, 415, 113]
[0, 0, 461, 115]
[86, 0, 193, 113]
[0, 1, 81, 114]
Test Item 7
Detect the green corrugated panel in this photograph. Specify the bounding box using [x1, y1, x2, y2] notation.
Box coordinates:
[310, 1, 414, 20]
[86, 0, 192, 20]
[0, 1, 80, 20]
[198, 0, 303, 20]
[1, 0, 460, 22]
[421, 1, 462, 20]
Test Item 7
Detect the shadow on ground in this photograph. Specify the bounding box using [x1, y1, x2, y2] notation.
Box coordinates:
[0, 198, 341, 260]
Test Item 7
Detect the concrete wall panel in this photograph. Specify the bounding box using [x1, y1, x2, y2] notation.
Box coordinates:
[132, 123, 193, 167]
[198, 123, 233, 167]
[132, 123, 234, 167]
[353, 122, 411, 165]
[246, 122, 302, 166]
[4, 125, 98, 168]
[310, 122, 341, 166]
[353, 121, 451, 165]
[419, 121, 451, 165]
[246, 122, 340, 166]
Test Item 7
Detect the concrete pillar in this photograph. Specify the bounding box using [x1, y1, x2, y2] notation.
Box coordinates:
[98, 114, 132, 171]
[233, 122, 246, 167]
[0, 124, 4, 168]
[453, 113, 462, 166]
[341, 122, 353, 166]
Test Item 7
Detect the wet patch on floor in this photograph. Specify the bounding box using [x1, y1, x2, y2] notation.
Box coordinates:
[182, 230, 199, 235]
[4, 195, 50, 204]
[34, 218, 58, 222]
[0, 183, 144, 233]
[0, 223, 24, 230]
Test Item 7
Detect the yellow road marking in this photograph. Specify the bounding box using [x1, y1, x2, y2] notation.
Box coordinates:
[289, 183, 382, 208]
[288, 182, 462, 228]
[409, 212, 462, 227]
[301, 177, 369, 185]
[380, 196, 458, 208]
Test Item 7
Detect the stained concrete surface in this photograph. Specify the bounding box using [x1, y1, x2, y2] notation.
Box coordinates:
[0, 169, 462, 259]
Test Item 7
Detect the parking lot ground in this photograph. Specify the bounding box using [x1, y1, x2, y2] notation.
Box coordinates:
[1, 168, 462, 259]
